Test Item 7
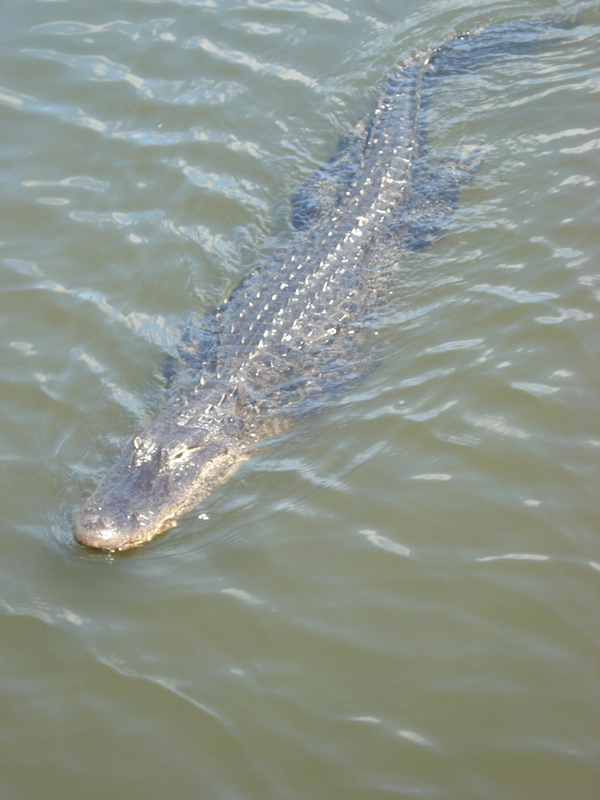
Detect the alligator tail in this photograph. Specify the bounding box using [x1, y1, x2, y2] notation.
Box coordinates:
[427, 17, 572, 77]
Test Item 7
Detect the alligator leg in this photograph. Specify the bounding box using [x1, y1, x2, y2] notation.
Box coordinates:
[398, 141, 489, 250]
[290, 115, 371, 229]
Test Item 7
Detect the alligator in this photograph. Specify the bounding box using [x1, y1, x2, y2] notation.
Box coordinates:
[74, 20, 561, 551]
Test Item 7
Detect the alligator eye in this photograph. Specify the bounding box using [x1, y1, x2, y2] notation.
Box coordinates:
[170, 446, 188, 462]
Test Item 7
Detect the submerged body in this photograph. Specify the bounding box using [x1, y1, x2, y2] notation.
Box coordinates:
[75, 21, 556, 550]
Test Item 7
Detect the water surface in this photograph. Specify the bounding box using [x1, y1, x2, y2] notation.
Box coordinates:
[0, 0, 599, 798]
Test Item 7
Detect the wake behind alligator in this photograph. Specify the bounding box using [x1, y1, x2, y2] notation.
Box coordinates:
[75, 20, 561, 550]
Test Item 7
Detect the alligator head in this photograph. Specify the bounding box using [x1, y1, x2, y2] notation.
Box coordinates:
[75, 398, 246, 551]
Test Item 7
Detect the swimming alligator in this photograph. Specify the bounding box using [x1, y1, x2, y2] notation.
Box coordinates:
[74, 20, 560, 550]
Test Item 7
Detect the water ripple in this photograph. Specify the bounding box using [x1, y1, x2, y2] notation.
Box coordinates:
[536, 307, 594, 324]
[358, 529, 411, 557]
[247, 0, 349, 23]
[0, 83, 108, 133]
[477, 553, 550, 562]
[425, 338, 484, 354]
[184, 36, 319, 88]
[471, 283, 559, 303]
[24, 47, 239, 106]
[32, 18, 179, 43]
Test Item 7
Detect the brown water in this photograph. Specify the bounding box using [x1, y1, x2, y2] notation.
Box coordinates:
[0, 0, 599, 798]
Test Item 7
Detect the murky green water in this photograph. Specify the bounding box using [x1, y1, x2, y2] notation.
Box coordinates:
[1, 0, 599, 798]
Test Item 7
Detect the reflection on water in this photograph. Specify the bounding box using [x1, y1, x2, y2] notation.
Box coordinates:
[0, 0, 599, 798]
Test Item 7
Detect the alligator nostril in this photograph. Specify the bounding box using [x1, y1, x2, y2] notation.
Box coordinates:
[74, 515, 115, 547]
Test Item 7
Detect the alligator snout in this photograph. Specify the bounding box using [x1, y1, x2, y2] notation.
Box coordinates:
[74, 507, 143, 551]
